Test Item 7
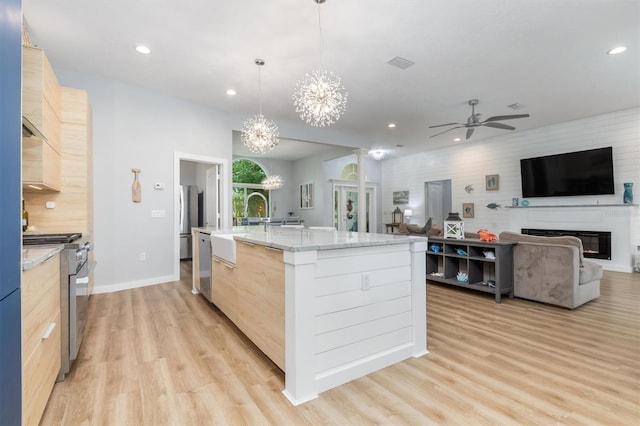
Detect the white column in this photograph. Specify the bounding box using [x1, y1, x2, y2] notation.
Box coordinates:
[355, 148, 368, 232]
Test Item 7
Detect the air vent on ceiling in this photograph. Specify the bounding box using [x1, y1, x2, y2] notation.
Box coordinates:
[387, 56, 415, 70]
[508, 103, 526, 110]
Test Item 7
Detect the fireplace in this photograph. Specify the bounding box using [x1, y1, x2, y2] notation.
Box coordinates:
[521, 228, 612, 260]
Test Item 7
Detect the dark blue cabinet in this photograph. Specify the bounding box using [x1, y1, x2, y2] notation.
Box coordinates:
[0, 0, 24, 423]
[0, 289, 21, 425]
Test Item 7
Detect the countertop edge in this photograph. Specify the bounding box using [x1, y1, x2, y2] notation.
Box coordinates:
[22, 244, 64, 271]
[234, 233, 427, 252]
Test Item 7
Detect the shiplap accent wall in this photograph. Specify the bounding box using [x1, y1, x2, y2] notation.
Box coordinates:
[382, 108, 640, 260]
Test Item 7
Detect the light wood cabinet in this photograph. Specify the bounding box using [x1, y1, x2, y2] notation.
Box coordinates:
[22, 137, 62, 191]
[228, 241, 285, 371]
[261, 246, 285, 369]
[22, 253, 61, 426]
[22, 46, 62, 192]
[22, 46, 61, 152]
[212, 256, 238, 323]
[24, 87, 94, 239]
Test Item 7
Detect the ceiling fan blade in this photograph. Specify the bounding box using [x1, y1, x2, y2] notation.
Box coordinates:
[429, 126, 463, 138]
[483, 122, 516, 131]
[483, 114, 530, 122]
[466, 128, 475, 140]
[428, 122, 461, 128]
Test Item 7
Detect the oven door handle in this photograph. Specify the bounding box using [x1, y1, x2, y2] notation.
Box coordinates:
[75, 261, 97, 280]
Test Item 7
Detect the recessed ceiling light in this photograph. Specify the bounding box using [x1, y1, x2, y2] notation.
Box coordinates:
[607, 46, 627, 55]
[135, 45, 151, 55]
[388, 123, 396, 128]
[453, 138, 461, 142]
[226, 89, 237, 96]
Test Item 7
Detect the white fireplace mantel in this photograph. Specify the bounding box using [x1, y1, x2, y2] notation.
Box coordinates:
[508, 204, 639, 273]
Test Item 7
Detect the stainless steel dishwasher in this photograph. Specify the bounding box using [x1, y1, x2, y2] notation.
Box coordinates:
[198, 233, 212, 302]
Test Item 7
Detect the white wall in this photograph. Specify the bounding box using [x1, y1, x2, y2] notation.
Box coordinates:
[382, 107, 640, 268]
[54, 69, 371, 293]
[55, 70, 234, 292]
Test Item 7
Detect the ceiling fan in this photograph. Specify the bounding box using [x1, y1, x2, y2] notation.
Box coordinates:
[429, 99, 530, 140]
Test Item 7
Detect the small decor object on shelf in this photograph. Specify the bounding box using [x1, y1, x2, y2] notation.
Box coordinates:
[478, 229, 497, 241]
[404, 209, 412, 223]
[485, 174, 499, 191]
[512, 197, 519, 207]
[455, 248, 467, 256]
[623, 182, 633, 204]
[392, 207, 403, 224]
[483, 250, 496, 259]
[456, 272, 469, 283]
[520, 199, 530, 207]
[444, 212, 464, 239]
[486, 203, 501, 210]
[131, 168, 142, 203]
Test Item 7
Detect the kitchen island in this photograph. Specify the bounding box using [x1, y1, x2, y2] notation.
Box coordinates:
[196, 227, 428, 405]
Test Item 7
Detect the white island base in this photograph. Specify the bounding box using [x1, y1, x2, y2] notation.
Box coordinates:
[197, 228, 428, 405]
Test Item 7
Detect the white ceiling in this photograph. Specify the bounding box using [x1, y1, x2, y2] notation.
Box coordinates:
[23, 0, 640, 159]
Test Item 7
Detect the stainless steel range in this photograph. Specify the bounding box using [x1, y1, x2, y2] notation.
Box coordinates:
[23, 232, 96, 381]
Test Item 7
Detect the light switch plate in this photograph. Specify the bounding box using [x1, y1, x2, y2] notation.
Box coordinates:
[45, 201, 55, 209]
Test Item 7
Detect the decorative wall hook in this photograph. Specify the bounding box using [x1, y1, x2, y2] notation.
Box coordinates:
[131, 168, 142, 203]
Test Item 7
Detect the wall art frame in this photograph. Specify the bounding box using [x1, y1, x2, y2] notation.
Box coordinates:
[485, 174, 499, 191]
[462, 202, 475, 218]
[393, 190, 409, 205]
[300, 182, 313, 209]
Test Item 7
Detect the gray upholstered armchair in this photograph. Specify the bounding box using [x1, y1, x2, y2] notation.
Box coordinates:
[498, 231, 602, 309]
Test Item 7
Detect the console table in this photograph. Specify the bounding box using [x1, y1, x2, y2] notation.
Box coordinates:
[426, 237, 516, 303]
[385, 223, 402, 233]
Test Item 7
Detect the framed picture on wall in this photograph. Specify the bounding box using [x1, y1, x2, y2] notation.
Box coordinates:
[300, 183, 313, 209]
[393, 190, 409, 204]
[462, 202, 475, 218]
[485, 174, 499, 191]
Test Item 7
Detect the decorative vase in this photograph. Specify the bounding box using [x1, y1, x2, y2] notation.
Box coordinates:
[623, 183, 633, 204]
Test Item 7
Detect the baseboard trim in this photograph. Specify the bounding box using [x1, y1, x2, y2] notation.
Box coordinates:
[92, 274, 179, 294]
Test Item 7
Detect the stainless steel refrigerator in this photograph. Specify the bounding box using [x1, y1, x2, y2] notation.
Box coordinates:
[179, 185, 199, 259]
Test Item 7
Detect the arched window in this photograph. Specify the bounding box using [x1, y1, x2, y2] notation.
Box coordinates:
[232, 159, 269, 223]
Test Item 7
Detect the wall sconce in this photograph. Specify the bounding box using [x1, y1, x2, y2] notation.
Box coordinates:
[404, 209, 412, 223]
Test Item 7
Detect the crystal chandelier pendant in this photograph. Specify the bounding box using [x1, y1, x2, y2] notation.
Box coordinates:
[241, 59, 279, 154]
[293, 69, 347, 127]
[293, 0, 347, 127]
[261, 174, 283, 190]
[241, 114, 279, 154]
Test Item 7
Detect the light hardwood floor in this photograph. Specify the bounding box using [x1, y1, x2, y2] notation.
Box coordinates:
[41, 263, 640, 425]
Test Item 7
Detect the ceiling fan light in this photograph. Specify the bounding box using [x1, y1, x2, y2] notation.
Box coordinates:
[369, 149, 385, 160]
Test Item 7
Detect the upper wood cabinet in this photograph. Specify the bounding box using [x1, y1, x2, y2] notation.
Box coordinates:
[25, 87, 94, 236]
[22, 46, 62, 192]
[22, 46, 61, 152]
[22, 137, 62, 191]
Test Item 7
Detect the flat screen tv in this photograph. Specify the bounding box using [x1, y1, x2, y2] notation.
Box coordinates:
[520, 147, 615, 198]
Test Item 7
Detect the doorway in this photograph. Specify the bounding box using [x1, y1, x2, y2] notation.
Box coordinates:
[174, 152, 227, 282]
[332, 181, 376, 232]
[425, 179, 452, 228]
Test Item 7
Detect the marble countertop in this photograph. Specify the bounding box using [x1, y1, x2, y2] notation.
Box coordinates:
[233, 228, 427, 252]
[22, 244, 64, 271]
